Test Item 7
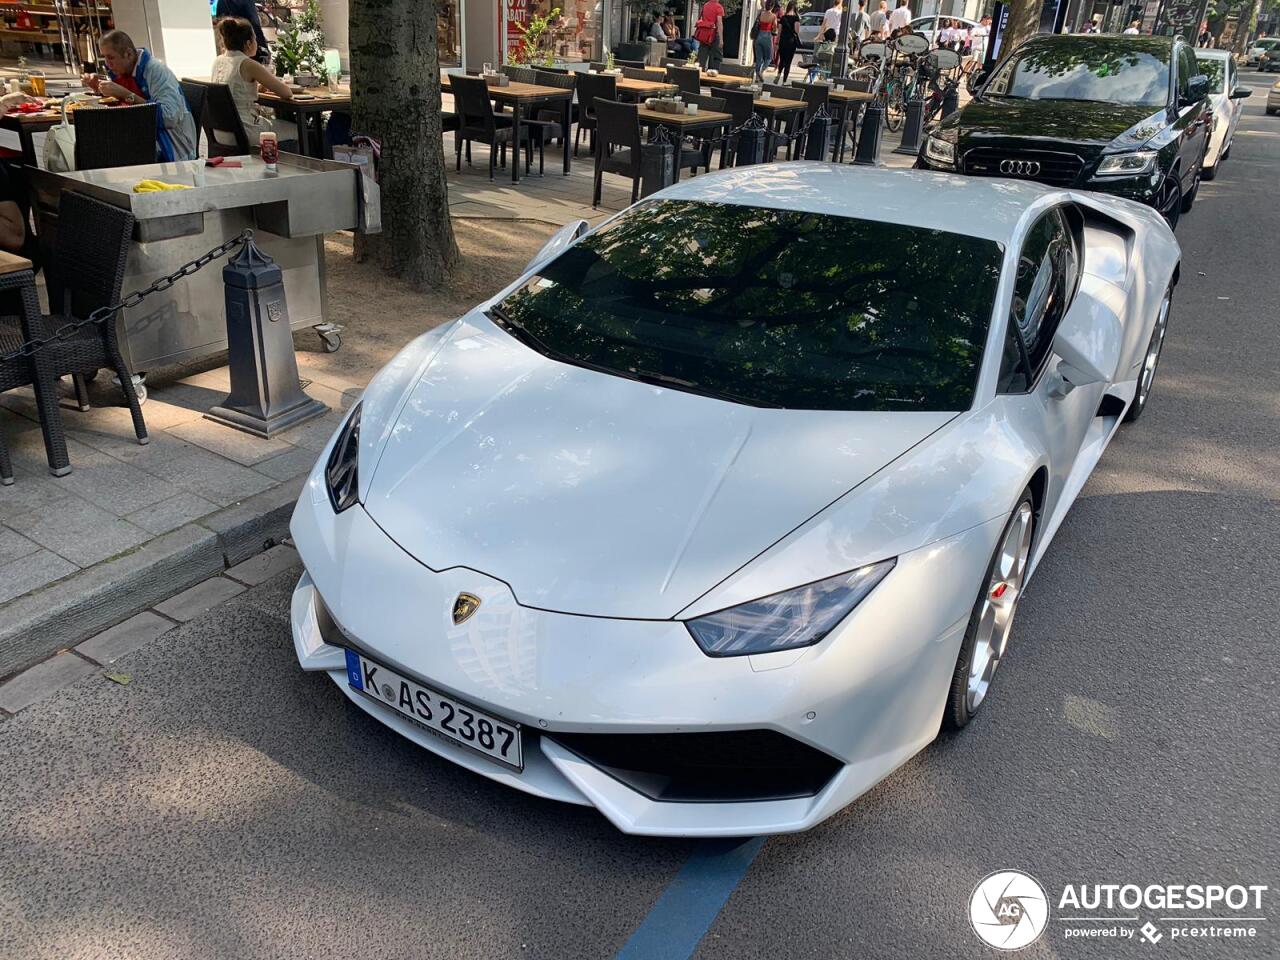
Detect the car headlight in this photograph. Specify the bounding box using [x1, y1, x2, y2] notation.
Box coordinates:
[684, 559, 896, 658]
[1094, 150, 1158, 178]
[925, 134, 956, 167]
[325, 402, 361, 513]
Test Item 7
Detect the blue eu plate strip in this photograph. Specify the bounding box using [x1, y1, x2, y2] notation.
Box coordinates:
[345, 649, 363, 690]
[615, 836, 765, 960]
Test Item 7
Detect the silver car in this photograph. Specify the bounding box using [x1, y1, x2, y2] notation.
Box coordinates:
[797, 10, 827, 49]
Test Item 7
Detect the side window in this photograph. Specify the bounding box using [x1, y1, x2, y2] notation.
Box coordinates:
[1002, 208, 1077, 390]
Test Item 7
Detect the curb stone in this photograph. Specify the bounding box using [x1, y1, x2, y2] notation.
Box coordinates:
[0, 478, 303, 680]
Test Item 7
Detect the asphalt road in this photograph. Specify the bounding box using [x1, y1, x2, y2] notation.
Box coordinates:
[2, 72, 1278, 960]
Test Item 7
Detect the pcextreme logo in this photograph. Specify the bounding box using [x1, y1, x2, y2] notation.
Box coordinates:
[969, 872, 1269, 950]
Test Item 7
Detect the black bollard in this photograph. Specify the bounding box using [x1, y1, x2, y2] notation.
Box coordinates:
[941, 85, 959, 119]
[735, 120, 766, 166]
[893, 95, 926, 156]
[206, 234, 328, 438]
[803, 109, 834, 161]
[854, 100, 883, 165]
[640, 125, 676, 197]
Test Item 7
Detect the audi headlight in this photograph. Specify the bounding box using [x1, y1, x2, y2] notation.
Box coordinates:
[325, 402, 361, 513]
[925, 134, 955, 167]
[685, 559, 896, 658]
[1094, 150, 1158, 178]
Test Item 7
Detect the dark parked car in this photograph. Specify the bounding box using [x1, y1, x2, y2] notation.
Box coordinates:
[918, 35, 1212, 228]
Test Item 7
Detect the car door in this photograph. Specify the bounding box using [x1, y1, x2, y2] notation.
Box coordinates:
[1173, 43, 1210, 191]
[996, 207, 1096, 520]
[1226, 58, 1244, 146]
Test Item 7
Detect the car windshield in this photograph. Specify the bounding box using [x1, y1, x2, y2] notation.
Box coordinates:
[1195, 57, 1225, 94]
[490, 200, 1003, 412]
[985, 40, 1170, 107]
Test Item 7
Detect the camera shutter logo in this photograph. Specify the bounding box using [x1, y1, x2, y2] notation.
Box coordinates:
[999, 159, 1041, 177]
[969, 870, 1050, 950]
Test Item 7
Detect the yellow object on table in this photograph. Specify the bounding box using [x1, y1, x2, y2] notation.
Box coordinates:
[132, 179, 192, 193]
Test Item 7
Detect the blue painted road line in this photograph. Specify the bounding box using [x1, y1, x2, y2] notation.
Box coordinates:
[615, 837, 766, 960]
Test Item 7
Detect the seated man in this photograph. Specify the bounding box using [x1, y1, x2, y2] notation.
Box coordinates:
[81, 30, 198, 161]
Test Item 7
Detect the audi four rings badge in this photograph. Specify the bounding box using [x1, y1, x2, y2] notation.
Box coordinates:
[999, 159, 1042, 176]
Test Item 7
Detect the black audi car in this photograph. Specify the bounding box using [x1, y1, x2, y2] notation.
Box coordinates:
[918, 35, 1212, 228]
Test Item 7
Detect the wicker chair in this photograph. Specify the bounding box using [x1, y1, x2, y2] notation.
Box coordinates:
[574, 71, 618, 157]
[0, 276, 70, 482]
[181, 79, 250, 158]
[72, 103, 159, 170]
[34, 192, 147, 444]
[451, 75, 538, 179]
[665, 65, 702, 97]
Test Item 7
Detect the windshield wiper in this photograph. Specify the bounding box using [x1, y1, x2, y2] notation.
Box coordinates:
[626, 368, 785, 409]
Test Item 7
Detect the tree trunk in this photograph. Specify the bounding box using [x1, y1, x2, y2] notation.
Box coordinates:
[997, 0, 1045, 65]
[349, 0, 460, 288]
[1234, 0, 1262, 54]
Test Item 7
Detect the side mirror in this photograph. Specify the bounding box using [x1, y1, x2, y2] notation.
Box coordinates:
[526, 219, 589, 272]
[972, 68, 990, 90]
[1048, 290, 1122, 398]
[1229, 86, 1253, 100]
[1182, 75, 1210, 105]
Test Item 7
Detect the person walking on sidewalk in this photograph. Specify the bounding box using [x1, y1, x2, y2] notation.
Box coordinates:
[775, 2, 801, 82]
[695, 0, 726, 69]
[752, 2, 778, 82]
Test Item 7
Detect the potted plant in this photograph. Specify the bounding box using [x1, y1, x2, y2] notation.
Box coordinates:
[275, 0, 329, 84]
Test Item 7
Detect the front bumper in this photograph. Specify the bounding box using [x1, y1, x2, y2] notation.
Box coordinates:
[289, 461, 1000, 836]
[919, 147, 1165, 206]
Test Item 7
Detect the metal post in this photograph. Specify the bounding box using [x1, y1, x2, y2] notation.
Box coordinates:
[893, 96, 926, 155]
[640, 125, 676, 196]
[735, 116, 767, 165]
[854, 100, 883, 164]
[803, 107, 834, 161]
[206, 235, 328, 438]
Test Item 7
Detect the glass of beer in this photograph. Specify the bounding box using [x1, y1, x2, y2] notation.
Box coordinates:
[259, 131, 279, 171]
[29, 71, 46, 96]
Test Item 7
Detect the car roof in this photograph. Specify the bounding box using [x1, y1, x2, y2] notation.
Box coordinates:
[654, 163, 1061, 245]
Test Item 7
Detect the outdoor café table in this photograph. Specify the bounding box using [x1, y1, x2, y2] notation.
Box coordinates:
[753, 96, 806, 160]
[700, 73, 754, 90]
[256, 88, 351, 159]
[635, 106, 733, 183]
[446, 76, 574, 184]
[0, 105, 63, 165]
[0, 249, 69, 476]
[615, 77, 678, 100]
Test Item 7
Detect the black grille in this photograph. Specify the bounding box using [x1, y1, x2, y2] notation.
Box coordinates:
[963, 147, 1084, 187]
[549, 729, 843, 803]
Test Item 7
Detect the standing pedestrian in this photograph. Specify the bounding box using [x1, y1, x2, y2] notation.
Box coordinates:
[868, 0, 889, 39]
[694, 0, 726, 69]
[752, 1, 778, 82]
[850, 0, 871, 49]
[888, 0, 912, 36]
[821, 0, 845, 45]
[775, 1, 801, 82]
[1123, 19, 1140, 34]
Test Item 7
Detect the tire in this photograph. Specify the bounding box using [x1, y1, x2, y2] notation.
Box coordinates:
[1156, 173, 1182, 231]
[943, 491, 1036, 731]
[1124, 285, 1172, 424]
[1268, 107, 1278, 116]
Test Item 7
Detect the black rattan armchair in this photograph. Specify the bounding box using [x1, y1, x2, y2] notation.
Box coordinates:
[35, 192, 147, 445]
[0, 268, 70, 482]
[72, 103, 160, 170]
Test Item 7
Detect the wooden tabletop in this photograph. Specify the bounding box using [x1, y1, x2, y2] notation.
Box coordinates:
[257, 90, 351, 108]
[700, 73, 754, 87]
[617, 77, 678, 95]
[447, 77, 574, 101]
[826, 87, 875, 102]
[636, 106, 733, 126]
[753, 97, 805, 112]
[0, 250, 33, 275]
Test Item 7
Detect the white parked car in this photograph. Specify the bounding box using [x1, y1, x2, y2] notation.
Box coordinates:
[909, 14, 979, 46]
[797, 10, 827, 49]
[289, 165, 1181, 836]
[1246, 36, 1280, 66]
[1195, 49, 1251, 179]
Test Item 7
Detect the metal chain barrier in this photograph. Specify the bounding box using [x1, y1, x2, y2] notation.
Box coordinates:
[649, 104, 836, 151]
[0, 229, 255, 365]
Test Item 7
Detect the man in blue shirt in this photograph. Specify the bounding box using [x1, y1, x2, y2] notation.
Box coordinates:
[214, 0, 271, 64]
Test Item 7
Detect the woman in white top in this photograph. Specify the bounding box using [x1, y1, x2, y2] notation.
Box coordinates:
[211, 17, 297, 145]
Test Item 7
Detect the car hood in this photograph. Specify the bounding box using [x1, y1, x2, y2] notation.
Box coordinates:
[363, 314, 955, 620]
[943, 98, 1166, 156]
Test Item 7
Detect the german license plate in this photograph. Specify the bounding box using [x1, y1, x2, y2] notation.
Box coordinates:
[344, 650, 522, 769]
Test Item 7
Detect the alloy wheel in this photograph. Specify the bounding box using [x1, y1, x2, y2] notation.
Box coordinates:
[965, 501, 1034, 712]
[1138, 292, 1171, 408]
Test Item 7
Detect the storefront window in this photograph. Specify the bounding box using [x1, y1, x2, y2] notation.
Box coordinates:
[439, 0, 462, 67]
[505, 0, 601, 63]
